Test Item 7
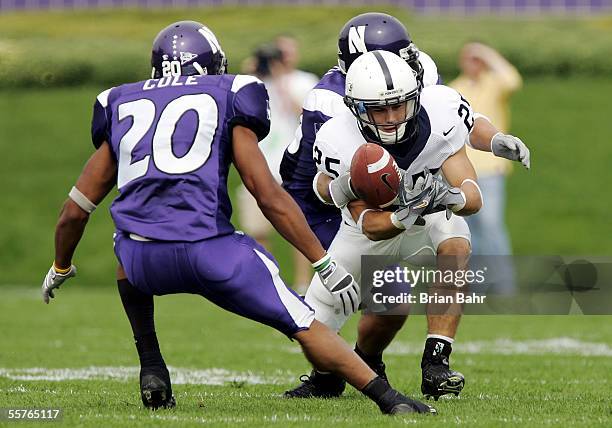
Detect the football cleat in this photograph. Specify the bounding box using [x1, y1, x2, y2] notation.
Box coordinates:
[283, 370, 346, 398]
[421, 337, 464, 400]
[385, 391, 437, 415]
[421, 363, 465, 401]
[362, 376, 436, 415]
[140, 367, 176, 410]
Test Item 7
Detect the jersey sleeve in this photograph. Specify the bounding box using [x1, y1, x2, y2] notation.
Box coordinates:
[423, 85, 474, 155]
[91, 87, 114, 149]
[229, 75, 271, 142]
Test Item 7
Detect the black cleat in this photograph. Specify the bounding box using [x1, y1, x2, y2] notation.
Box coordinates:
[386, 391, 437, 415]
[421, 363, 464, 400]
[421, 337, 464, 400]
[362, 376, 436, 415]
[140, 367, 176, 410]
[283, 370, 346, 398]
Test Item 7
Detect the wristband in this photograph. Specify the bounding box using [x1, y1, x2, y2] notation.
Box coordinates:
[53, 263, 71, 274]
[312, 253, 332, 272]
[390, 212, 406, 230]
[356, 209, 376, 233]
[69, 186, 97, 214]
[460, 178, 483, 206]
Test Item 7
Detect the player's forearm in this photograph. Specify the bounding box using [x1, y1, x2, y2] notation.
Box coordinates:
[349, 202, 403, 241]
[362, 212, 404, 241]
[258, 185, 326, 263]
[469, 117, 498, 152]
[453, 180, 482, 216]
[314, 172, 334, 204]
[54, 200, 90, 269]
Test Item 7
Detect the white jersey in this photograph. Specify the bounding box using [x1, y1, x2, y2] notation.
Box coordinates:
[313, 84, 474, 227]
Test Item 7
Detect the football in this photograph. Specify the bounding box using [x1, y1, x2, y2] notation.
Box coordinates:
[350, 143, 402, 208]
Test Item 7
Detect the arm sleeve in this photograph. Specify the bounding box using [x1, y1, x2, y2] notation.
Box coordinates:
[229, 75, 271, 142]
[312, 122, 351, 178]
[91, 88, 113, 149]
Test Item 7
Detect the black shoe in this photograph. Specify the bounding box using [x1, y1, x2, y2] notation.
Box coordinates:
[386, 390, 437, 415]
[140, 367, 176, 409]
[421, 362, 464, 400]
[362, 376, 436, 415]
[421, 337, 464, 400]
[283, 370, 346, 398]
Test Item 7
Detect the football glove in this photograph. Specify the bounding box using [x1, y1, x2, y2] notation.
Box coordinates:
[312, 254, 359, 316]
[395, 170, 465, 228]
[328, 172, 358, 209]
[42, 264, 76, 304]
[491, 132, 530, 169]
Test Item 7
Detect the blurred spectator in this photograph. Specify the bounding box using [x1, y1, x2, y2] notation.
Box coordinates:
[450, 42, 522, 292]
[237, 39, 318, 292]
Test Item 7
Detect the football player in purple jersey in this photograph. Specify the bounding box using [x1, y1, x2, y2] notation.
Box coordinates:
[40, 21, 435, 415]
[281, 13, 530, 400]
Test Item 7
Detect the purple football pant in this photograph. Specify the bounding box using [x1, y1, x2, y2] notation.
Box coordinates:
[114, 231, 315, 337]
[311, 216, 342, 250]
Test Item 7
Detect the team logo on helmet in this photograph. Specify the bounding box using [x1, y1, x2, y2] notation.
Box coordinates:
[180, 52, 199, 65]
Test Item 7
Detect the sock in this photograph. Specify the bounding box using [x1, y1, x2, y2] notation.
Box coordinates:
[117, 279, 165, 369]
[361, 376, 395, 411]
[354, 345, 383, 369]
[421, 336, 453, 368]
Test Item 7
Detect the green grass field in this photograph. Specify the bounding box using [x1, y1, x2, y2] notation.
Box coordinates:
[1, 287, 611, 426]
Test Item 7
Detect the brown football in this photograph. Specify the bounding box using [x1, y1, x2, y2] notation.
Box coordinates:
[350, 143, 401, 208]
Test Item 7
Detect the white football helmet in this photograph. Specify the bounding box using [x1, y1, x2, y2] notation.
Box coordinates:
[344, 50, 420, 145]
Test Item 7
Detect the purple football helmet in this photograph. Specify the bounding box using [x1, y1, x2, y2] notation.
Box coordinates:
[151, 21, 227, 78]
[337, 13, 423, 87]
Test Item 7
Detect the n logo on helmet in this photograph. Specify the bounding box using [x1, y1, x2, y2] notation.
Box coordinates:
[348, 25, 367, 54]
[198, 27, 221, 54]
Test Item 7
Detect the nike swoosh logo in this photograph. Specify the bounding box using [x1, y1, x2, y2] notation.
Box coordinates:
[443, 126, 455, 137]
[380, 173, 395, 191]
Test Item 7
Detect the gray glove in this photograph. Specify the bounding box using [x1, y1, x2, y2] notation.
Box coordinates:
[328, 172, 358, 208]
[491, 132, 530, 169]
[42, 264, 76, 304]
[313, 254, 360, 316]
[395, 169, 465, 228]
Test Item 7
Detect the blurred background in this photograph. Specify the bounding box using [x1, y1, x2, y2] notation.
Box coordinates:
[1, 0, 611, 287]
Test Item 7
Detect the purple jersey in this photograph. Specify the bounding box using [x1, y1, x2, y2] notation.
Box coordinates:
[91, 74, 270, 241]
[279, 67, 346, 225]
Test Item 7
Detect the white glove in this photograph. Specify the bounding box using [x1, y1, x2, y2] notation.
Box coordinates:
[42, 264, 76, 304]
[328, 172, 358, 208]
[312, 254, 359, 316]
[491, 132, 531, 169]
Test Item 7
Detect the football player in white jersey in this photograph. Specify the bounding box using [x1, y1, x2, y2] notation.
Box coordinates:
[286, 50, 527, 401]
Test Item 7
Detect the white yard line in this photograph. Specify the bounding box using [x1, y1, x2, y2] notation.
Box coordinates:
[2, 337, 610, 384]
[282, 336, 612, 357]
[0, 366, 293, 384]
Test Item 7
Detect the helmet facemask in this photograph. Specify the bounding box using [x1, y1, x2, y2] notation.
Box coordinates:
[345, 88, 420, 145]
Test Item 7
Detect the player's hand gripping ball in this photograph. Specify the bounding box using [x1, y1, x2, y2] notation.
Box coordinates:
[350, 143, 401, 208]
